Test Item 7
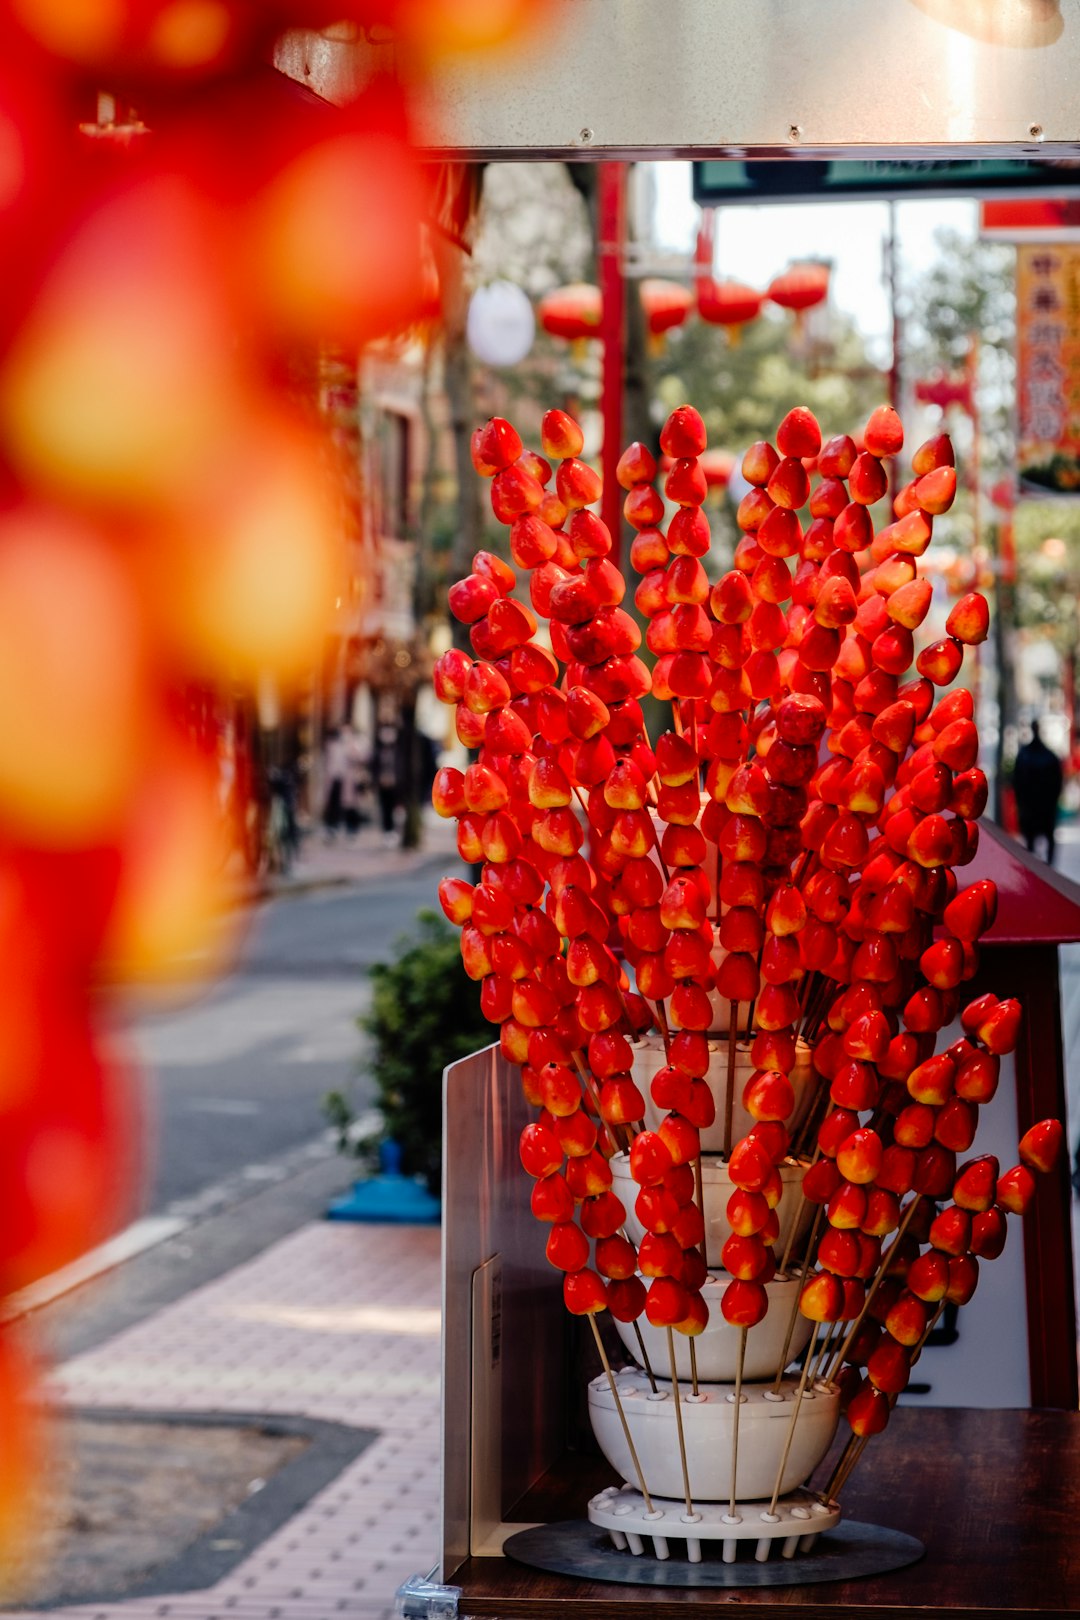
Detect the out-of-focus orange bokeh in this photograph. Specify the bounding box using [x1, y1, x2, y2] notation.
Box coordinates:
[0, 0, 553, 1569]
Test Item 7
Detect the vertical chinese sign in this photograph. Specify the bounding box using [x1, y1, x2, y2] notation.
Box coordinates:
[1016, 244, 1080, 495]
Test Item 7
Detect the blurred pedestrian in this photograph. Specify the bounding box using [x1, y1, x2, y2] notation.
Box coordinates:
[322, 726, 348, 840]
[342, 725, 373, 834]
[374, 699, 402, 846]
[1013, 719, 1064, 865]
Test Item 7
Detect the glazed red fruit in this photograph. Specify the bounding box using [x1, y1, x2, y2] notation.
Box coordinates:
[953, 1154, 999, 1213]
[1019, 1118, 1065, 1174]
[563, 1268, 608, 1315]
[721, 1232, 770, 1281]
[800, 1271, 845, 1322]
[867, 1339, 911, 1395]
[912, 433, 955, 476]
[727, 1137, 773, 1192]
[630, 1131, 674, 1186]
[928, 1204, 971, 1256]
[532, 1173, 575, 1224]
[607, 1276, 647, 1322]
[742, 440, 780, 487]
[777, 405, 822, 459]
[863, 405, 904, 458]
[973, 998, 1023, 1056]
[970, 1206, 1008, 1260]
[616, 440, 657, 488]
[660, 405, 707, 459]
[996, 1164, 1037, 1216]
[542, 408, 585, 460]
[472, 416, 524, 476]
[847, 1381, 892, 1437]
[849, 452, 888, 506]
[946, 1254, 979, 1306]
[520, 1123, 563, 1179]
[914, 465, 957, 515]
[819, 434, 857, 478]
[836, 1128, 884, 1185]
[720, 1278, 769, 1328]
[546, 1221, 590, 1271]
[645, 1276, 691, 1326]
[946, 592, 990, 645]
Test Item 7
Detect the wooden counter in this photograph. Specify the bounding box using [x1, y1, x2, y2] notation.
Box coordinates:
[450, 1407, 1080, 1619]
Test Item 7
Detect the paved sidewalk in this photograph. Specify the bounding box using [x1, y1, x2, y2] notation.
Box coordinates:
[9, 1223, 442, 1620]
[236, 817, 461, 906]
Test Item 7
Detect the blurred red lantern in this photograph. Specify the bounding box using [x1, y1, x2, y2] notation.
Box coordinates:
[767, 261, 831, 316]
[697, 278, 762, 343]
[640, 278, 692, 351]
[914, 372, 974, 415]
[538, 281, 601, 347]
[700, 448, 736, 490]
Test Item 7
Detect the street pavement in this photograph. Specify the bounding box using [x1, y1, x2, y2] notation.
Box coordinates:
[133, 819, 463, 1215]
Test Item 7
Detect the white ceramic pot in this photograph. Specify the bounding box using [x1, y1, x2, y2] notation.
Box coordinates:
[611, 1151, 814, 1269]
[613, 1273, 813, 1384]
[588, 1373, 839, 1503]
[633, 1036, 818, 1153]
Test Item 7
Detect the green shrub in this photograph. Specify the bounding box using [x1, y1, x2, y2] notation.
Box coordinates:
[326, 910, 490, 1194]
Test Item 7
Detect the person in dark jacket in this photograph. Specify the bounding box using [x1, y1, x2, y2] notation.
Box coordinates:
[1013, 720, 1064, 865]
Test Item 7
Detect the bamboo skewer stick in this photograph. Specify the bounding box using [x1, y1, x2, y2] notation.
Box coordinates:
[588, 1315, 655, 1514]
[830, 1433, 870, 1498]
[667, 1327, 696, 1521]
[821, 1432, 861, 1502]
[771, 1206, 824, 1394]
[655, 999, 673, 1061]
[689, 1335, 700, 1398]
[779, 1150, 820, 1277]
[693, 1154, 706, 1226]
[766, 1319, 821, 1517]
[823, 1299, 948, 1505]
[727, 1327, 747, 1521]
[572, 1053, 628, 1155]
[723, 1002, 739, 1157]
[632, 1320, 659, 1393]
[824, 1195, 922, 1385]
[810, 1320, 840, 1387]
[791, 1081, 830, 1161]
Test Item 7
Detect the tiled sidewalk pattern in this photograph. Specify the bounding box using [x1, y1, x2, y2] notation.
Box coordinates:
[10, 1224, 442, 1620]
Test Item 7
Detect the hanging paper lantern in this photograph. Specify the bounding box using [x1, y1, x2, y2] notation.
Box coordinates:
[640, 278, 693, 351]
[766, 261, 831, 317]
[697, 278, 763, 344]
[467, 279, 534, 366]
[538, 282, 602, 348]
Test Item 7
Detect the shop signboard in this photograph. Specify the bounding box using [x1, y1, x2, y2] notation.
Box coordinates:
[1016, 244, 1080, 496]
[694, 160, 1080, 208]
[982, 198, 1080, 242]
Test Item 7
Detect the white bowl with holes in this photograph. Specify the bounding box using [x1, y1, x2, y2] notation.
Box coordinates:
[588, 1372, 839, 1504]
[633, 1035, 817, 1152]
[611, 1151, 814, 1269]
[612, 1273, 813, 1384]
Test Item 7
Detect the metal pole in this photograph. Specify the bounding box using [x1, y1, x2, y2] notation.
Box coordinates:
[599, 161, 627, 571]
[886, 201, 901, 414]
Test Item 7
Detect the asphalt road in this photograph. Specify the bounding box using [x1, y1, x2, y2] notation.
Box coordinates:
[127, 863, 452, 1214]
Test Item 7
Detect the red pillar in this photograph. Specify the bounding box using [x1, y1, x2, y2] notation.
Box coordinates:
[598, 161, 627, 571]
